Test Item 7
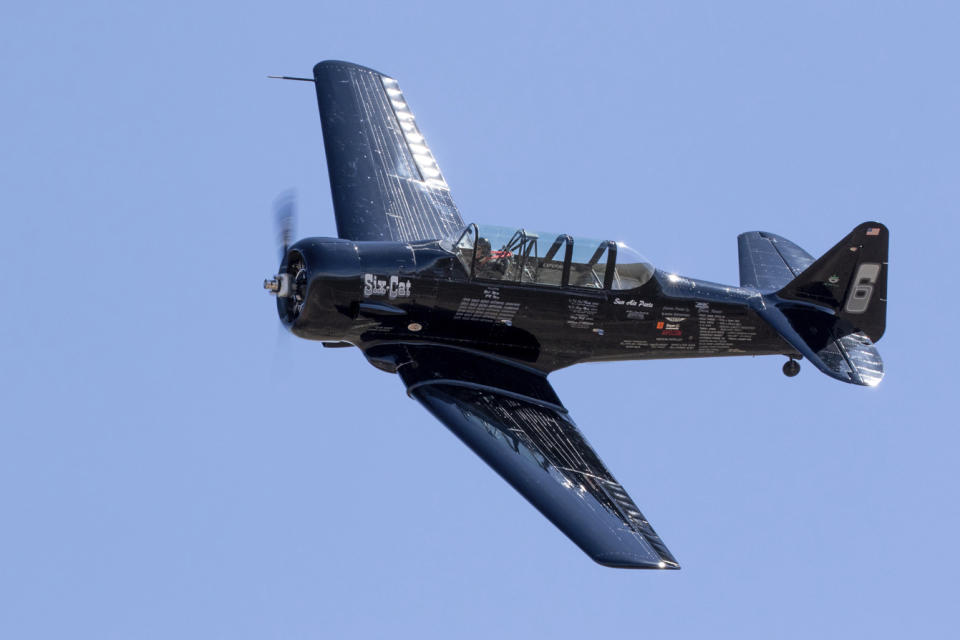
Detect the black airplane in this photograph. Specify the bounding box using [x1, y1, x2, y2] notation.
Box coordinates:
[264, 61, 889, 569]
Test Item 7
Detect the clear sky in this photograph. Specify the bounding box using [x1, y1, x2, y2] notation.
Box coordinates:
[2, 1, 958, 638]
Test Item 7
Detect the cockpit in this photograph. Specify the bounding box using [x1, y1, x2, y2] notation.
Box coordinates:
[448, 224, 654, 290]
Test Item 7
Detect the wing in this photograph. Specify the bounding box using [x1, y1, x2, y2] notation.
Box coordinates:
[366, 344, 679, 569]
[738, 231, 816, 291]
[313, 60, 465, 243]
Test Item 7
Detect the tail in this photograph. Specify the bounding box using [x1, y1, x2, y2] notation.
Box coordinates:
[775, 222, 888, 342]
[739, 222, 889, 386]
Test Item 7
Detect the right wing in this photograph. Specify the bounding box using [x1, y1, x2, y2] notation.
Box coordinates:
[313, 60, 465, 244]
[367, 344, 679, 569]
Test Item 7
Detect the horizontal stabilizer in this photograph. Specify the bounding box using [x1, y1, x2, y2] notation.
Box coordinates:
[759, 305, 884, 386]
[738, 231, 815, 291]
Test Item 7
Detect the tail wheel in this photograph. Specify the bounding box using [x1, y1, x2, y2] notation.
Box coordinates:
[782, 358, 801, 377]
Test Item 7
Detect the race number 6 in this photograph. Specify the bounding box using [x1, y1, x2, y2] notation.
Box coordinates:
[844, 262, 881, 314]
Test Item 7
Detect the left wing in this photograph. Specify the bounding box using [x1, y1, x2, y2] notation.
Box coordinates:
[366, 344, 679, 569]
[313, 61, 465, 243]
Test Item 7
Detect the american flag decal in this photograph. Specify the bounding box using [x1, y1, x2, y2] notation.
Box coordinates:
[866, 227, 881, 236]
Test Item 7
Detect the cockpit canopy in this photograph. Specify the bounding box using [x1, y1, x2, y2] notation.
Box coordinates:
[447, 224, 654, 290]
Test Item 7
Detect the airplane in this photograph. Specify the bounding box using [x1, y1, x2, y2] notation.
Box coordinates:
[263, 60, 888, 569]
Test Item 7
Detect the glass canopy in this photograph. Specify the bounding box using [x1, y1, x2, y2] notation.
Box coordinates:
[449, 224, 654, 290]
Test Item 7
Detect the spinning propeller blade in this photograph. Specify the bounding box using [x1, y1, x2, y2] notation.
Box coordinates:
[264, 189, 298, 296]
[273, 189, 297, 262]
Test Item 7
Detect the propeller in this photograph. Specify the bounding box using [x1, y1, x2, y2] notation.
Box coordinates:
[273, 188, 297, 263]
[264, 189, 298, 296]
[266, 189, 300, 379]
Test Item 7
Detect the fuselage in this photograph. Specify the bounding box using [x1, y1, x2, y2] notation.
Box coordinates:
[275, 236, 795, 373]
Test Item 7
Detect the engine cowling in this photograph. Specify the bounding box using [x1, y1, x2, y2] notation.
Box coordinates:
[270, 237, 362, 340]
[266, 237, 427, 343]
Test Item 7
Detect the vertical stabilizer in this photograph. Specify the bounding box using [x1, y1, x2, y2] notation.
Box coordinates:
[776, 222, 888, 342]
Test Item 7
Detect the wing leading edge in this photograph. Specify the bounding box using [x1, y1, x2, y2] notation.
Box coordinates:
[313, 61, 464, 243]
[366, 344, 679, 569]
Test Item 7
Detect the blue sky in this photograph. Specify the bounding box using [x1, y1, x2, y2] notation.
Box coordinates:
[2, 1, 958, 637]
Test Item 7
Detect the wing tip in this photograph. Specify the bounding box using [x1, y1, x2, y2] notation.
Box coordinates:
[314, 59, 391, 80]
[594, 556, 681, 570]
[590, 547, 681, 570]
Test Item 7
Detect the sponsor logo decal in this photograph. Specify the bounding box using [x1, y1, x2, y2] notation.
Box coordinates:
[656, 320, 682, 336]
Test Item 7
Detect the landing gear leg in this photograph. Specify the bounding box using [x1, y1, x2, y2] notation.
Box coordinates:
[782, 358, 801, 378]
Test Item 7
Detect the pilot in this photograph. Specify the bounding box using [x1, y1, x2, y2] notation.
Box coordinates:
[476, 237, 512, 275]
[476, 237, 492, 263]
